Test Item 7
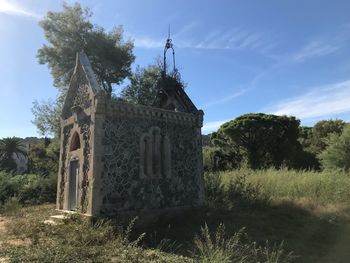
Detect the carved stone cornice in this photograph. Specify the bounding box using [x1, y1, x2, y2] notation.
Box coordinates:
[103, 100, 203, 127]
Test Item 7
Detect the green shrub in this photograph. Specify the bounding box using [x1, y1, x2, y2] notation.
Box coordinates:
[319, 125, 350, 171]
[193, 223, 294, 263]
[219, 168, 350, 204]
[204, 172, 226, 209]
[1, 196, 22, 215]
[204, 172, 270, 210]
[226, 174, 270, 208]
[4, 214, 192, 263]
[0, 171, 18, 205]
[0, 172, 56, 208]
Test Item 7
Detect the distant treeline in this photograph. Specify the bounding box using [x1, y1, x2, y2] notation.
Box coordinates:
[203, 113, 349, 171]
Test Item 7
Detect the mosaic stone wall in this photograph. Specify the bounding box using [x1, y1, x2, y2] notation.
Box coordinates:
[99, 114, 203, 215]
[62, 73, 92, 118]
[58, 124, 73, 209]
[73, 82, 92, 110]
[79, 117, 91, 213]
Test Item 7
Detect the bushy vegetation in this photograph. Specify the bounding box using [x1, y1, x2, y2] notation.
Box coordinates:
[193, 224, 294, 263]
[0, 204, 294, 263]
[0, 137, 27, 173]
[1, 207, 189, 263]
[204, 172, 270, 210]
[319, 125, 350, 171]
[217, 168, 350, 205]
[27, 138, 60, 176]
[205, 117, 349, 172]
[202, 169, 350, 262]
[211, 114, 303, 169]
[0, 172, 56, 211]
[2, 168, 350, 262]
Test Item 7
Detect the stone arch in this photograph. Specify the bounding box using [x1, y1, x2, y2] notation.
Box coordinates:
[70, 131, 81, 151]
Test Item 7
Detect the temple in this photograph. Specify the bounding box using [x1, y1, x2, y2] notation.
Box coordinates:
[57, 41, 205, 217]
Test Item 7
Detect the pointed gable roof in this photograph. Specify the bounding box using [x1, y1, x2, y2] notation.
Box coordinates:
[61, 52, 104, 119]
[153, 76, 198, 114]
[75, 52, 102, 94]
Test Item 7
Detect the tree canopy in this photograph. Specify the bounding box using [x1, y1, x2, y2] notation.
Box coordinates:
[0, 137, 27, 172]
[120, 64, 162, 106]
[310, 119, 345, 154]
[31, 92, 65, 138]
[319, 124, 350, 171]
[37, 3, 134, 95]
[212, 113, 302, 169]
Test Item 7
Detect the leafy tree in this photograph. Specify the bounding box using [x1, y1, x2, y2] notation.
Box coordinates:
[27, 139, 60, 176]
[120, 64, 161, 106]
[31, 91, 65, 138]
[297, 126, 320, 170]
[210, 132, 243, 170]
[0, 137, 27, 172]
[120, 56, 187, 106]
[298, 126, 313, 150]
[215, 113, 302, 169]
[310, 119, 345, 154]
[319, 125, 350, 171]
[203, 146, 242, 171]
[37, 2, 134, 95]
[34, 3, 135, 137]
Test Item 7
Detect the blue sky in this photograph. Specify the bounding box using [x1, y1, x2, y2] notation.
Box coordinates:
[0, 0, 350, 137]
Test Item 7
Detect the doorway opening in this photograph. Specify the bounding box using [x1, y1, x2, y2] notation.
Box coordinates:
[68, 160, 79, 210]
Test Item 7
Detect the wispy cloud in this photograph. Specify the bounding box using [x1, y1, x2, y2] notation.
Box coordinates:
[202, 119, 230, 134]
[266, 80, 350, 120]
[185, 28, 276, 53]
[201, 89, 247, 108]
[0, 0, 40, 19]
[130, 23, 277, 54]
[132, 36, 163, 48]
[293, 40, 340, 62]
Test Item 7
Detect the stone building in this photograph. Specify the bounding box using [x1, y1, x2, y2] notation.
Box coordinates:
[57, 51, 205, 217]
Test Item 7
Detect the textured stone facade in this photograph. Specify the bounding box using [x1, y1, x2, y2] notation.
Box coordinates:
[57, 52, 205, 217]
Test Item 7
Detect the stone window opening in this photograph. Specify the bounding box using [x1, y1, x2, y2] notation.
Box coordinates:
[70, 132, 81, 151]
[140, 127, 171, 178]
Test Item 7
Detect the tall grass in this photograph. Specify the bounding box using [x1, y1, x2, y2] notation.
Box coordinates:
[193, 224, 294, 263]
[219, 168, 350, 204]
[1, 206, 192, 263]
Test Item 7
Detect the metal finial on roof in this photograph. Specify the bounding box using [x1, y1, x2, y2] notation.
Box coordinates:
[163, 25, 176, 76]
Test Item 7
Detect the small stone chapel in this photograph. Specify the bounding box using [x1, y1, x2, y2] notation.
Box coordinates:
[57, 40, 205, 217]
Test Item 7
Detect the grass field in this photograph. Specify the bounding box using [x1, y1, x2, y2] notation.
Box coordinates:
[0, 168, 349, 262]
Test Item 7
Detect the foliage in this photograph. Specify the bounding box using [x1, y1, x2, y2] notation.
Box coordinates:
[203, 146, 217, 171]
[37, 2, 134, 95]
[218, 168, 350, 204]
[319, 125, 350, 171]
[120, 58, 188, 106]
[31, 92, 65, 137]
[2, 206, 192, 263]
[203, 146, 242, 171]
[226, 174, 270, 208]
[213, 113, 302, 169]
[202, 134, 213, 147]
[311, 119, 345, 154]
[298, 126, 313, 152]
[0, 196, 22, 215]
[193, 224, 294, 263]
[0, 172, 56, 207]
[204, 171, 269, 210]
[204, 172, 226, 209]
[0, 137, 27, 172]
[121, 64, 162, 106]
[27, 138, 60, 176]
